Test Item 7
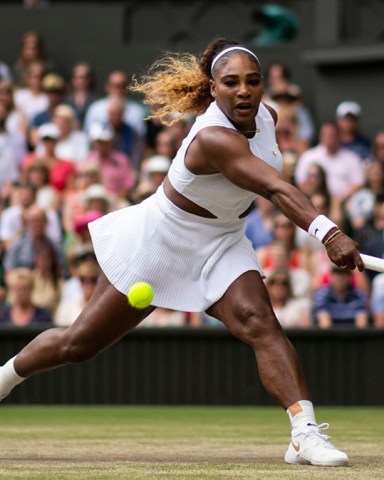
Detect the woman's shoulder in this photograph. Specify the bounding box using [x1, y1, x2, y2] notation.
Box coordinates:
[260, 102, 277, 125]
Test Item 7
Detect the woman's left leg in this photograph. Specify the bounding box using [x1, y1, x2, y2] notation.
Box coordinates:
[206, 270, 310, 408]
[206, 270, 349, 467]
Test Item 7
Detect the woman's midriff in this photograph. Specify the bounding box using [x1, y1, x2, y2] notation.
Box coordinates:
[162, 176, 252, 219]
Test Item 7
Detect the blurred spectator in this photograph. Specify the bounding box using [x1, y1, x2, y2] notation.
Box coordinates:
[84, 70, 147, 137]
[61, 161, 102, 235]
[296, 162, 343, 227]
[29, 73, 67, 146]
[312, 266, 368, 328]
[0, 101, 25, 201]
[264, 61, 292, 97]
[297, 162, 328, 198]
[295, 122, 365, 202]
[344, 160, 384, 232]
[268, 84, 314, 148]
[263, 241, 311, 299]
[31, 241, 62, 313]
[13, 31, 52, 87]
[13, 62, 48, 122]
[23, 160, 60, 211]
[165, 116, 195, 151]
[0, 61, 12, 83]
[256, 212, 305, 270]
[0, 267, 52, 326]
[335, 101, 371, 161]
[54, 260, 100, 327]
[245, 196, 276, 250]
[107, 95, 143, 170]
[23, 0, 50, 9]
[140, 308, 189, 327]
[81, 183, 113, 216]
[371, 130, 384, 164]
[72, 210, 104, 251]
[3, 205, 65, 274]
[370, 273, 384, 328]
[86, 123, 136, 202]
[0, 80, 28, 137]
[23, 123, 76, 196]
[153, 128, 178, 160]
[51, 104, 89, 163]
[65, 62, 98, 127]
[60, 245, 97, 303]
[274, 105, 305, 182]
[32, 73, 66, 125]
[0, 182, 61, 250]
[133, 155, 171, 204]
[352, 193, 384, 284]
[265, 268, 311, 328]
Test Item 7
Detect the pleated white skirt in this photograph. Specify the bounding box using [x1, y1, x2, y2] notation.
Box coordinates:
[88, 185, 263, 312]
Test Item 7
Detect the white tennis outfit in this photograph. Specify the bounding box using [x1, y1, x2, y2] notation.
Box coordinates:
[89, 101, 283, 312]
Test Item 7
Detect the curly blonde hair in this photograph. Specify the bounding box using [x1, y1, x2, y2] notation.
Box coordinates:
[130, 37, 242, 125]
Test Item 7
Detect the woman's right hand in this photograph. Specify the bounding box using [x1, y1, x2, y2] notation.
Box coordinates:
[324, 231, 365, 271]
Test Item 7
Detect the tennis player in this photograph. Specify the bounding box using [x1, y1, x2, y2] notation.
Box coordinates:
[0, 37, 364, 466]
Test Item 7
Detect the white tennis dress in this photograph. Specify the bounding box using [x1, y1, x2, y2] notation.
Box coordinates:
[88, 101, 283, 312]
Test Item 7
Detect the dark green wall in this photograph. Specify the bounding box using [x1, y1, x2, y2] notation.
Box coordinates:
[1, 327, 384, 405]
[1, 1, 383, 138]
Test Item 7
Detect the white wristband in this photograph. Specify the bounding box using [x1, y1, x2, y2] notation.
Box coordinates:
[308, 215, 337, 242]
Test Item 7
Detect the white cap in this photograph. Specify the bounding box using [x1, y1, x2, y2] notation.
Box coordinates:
[89, 123, 114, 142]
[336, 101, 361, 118]
[38, 122, 60, 140]
[82, 184, 111, 206]
[146, 155, 171, 174]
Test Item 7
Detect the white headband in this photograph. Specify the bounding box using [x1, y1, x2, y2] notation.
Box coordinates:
[211, 46, 259, 75]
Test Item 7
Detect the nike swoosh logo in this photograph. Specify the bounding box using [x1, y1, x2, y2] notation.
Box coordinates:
[315, 228, 319, 236]
[292, 441, 300, 453]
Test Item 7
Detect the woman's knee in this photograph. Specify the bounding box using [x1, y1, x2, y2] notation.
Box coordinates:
[230, 304, 282, 346]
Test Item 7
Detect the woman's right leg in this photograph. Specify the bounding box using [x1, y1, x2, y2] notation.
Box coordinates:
[13, 273, 155, 378]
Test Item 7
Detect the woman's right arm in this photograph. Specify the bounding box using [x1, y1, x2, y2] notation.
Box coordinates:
[195, 127, 364, 271]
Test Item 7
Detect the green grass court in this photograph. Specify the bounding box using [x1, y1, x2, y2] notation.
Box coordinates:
[0, 406, 383, 479]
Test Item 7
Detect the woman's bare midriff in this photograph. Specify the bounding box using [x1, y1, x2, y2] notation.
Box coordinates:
[162, 176, 252, 219]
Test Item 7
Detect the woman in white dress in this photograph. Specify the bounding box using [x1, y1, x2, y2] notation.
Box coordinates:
[0, 37, 364, 467]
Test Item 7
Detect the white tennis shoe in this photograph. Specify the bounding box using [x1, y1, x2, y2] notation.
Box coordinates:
[285, 422, 349, 467]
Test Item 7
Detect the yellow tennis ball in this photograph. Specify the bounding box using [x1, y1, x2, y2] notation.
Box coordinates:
[127, 282, 154, 309]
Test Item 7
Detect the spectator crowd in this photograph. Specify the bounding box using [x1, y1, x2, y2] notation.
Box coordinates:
[0, 30, 384, 329]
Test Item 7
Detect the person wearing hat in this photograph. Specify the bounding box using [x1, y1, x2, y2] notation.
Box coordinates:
[133, 155, 171, 203]
[86, 122, 136, 202]
[82, 183, 113, 215]
[312, 264, 368, 328]
[22, 122, 76, 196]
[335, 100, 371, 161]
[29, 73, 67, 148]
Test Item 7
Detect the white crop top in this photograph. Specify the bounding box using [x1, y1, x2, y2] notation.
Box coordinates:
[167, 101, 283, 219]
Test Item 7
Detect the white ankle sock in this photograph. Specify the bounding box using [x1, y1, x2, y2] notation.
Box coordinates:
[0, 356, 25, 400]
[286, 400, 317, 430]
